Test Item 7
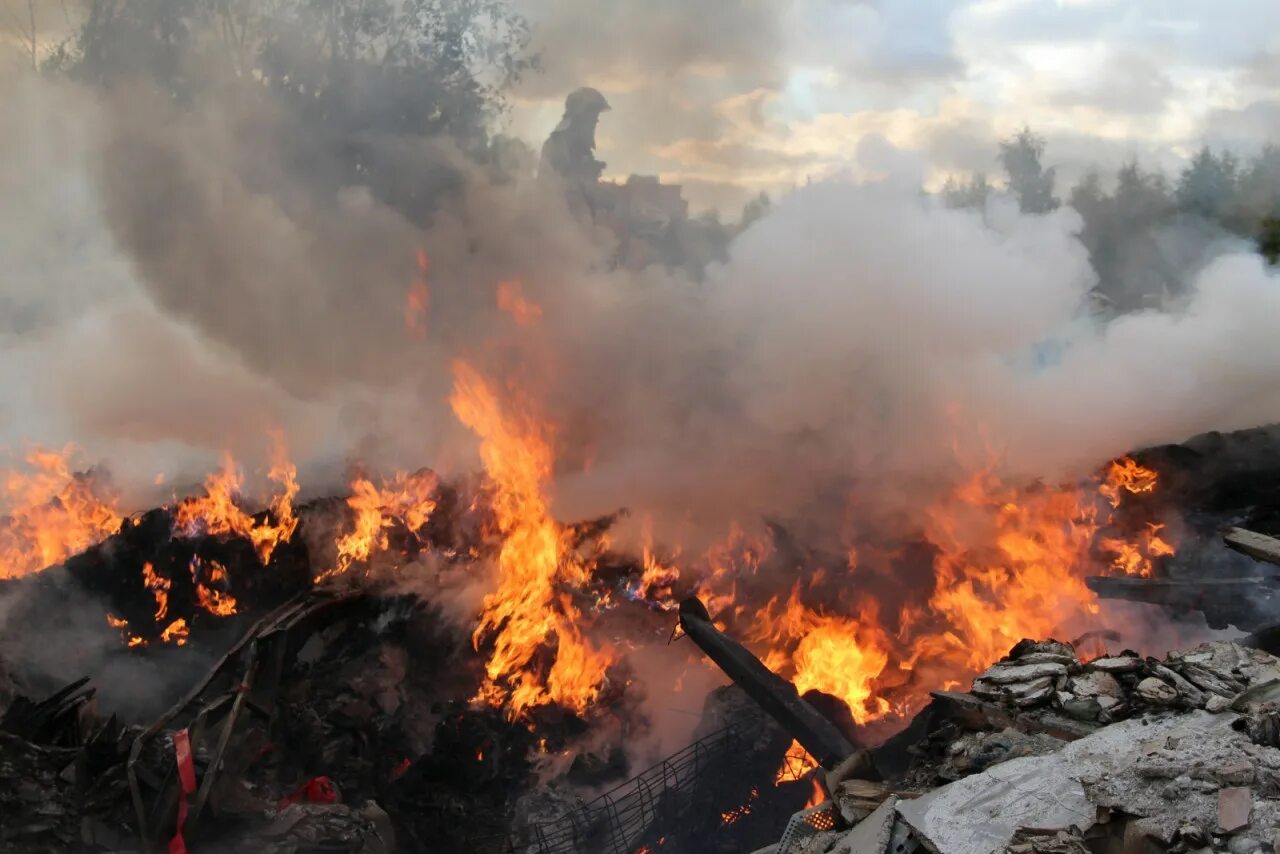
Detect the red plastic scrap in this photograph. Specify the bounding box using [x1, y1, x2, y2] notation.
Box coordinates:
[169, 729, 198, 854]
[277, 775, 341, 810]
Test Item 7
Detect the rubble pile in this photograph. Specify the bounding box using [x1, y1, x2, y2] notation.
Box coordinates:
[0, 588, 626, 854]
[780, 639, 1280, 854]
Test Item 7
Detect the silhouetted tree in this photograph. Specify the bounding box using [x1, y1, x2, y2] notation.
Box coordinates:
[1070, 160, 1176, 312]
[1175, 146, 1239, 221]
[998, 127, 1059, 214]
[1262, 217, 1280, 265]
[940, 173, 991, 210]
[50, 0, 536, 219]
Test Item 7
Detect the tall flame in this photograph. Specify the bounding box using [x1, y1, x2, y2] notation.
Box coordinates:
[753, 586, 891, 724]
[911, 469, 1103, 675]
[141, 560, 171, 621]
[405, 248, 430, 336]
[449, 360, 612, 717]
[173, 435, 298, 564]
[0, 446, 121, 579]
[750, 455, 1173, 721]
[318, 469, 439, 581]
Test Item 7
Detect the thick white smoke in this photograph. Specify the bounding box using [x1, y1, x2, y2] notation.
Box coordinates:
[2, 68, 1278, 546]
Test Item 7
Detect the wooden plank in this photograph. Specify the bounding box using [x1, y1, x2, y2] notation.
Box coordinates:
[1224, 527, 1280, 568]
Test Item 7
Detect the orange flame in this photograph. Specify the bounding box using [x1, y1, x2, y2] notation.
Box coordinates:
[0, 445, 121, 579]
[746, 455, 1173, 722]
[449, 360, 612, 717]
[192, 557, 238, 617]
[804, 777, 825, 808]
[1099, 456, 1159, 508]
[1097, 521, 1176, 578]
[774, 739, 819, 785]
[406, 249, 430, 336]
[317, 469, 439, 582]
[754, 586, 891, 724]
[496, 280, 542, 326]
[909, 471, 1102, 677]
[720, 787, 759, 826]
[174, 436, 298, 565]
[141, 561, 171, 622]
[160, 617, 189, 646]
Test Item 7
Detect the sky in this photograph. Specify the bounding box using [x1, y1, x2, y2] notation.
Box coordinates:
[2, 0, 1277, 215]
[504, 0, 1280, 213]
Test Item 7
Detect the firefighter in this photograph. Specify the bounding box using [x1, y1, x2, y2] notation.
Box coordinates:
[539, 87, 611, 222]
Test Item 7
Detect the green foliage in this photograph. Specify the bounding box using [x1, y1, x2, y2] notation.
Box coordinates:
[1070, 161, 1174, 312]
[1175, 146, 1240, 221]
[998, 127, 1059, 214]
[940, 173, 991, 210]
[50, 0, 537, 218]
[1262, 217, 1280, 266]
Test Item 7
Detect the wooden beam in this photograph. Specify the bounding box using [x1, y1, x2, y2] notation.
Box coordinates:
[1224, 527, 1280, 568]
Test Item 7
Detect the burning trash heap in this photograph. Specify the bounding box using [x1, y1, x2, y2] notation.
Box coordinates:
[4, 417, 1280, 852]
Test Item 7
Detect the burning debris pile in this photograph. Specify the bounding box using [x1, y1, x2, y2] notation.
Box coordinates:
[4, 420, 1280, 852]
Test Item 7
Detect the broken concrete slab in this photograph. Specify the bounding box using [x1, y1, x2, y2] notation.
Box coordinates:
[828, 797, 897, 854]
[975, 662, 1070, 685]
[1223, 527, 1280, 569]
[896, 712, 1235, 854]
[1218, 787, 1253, 832]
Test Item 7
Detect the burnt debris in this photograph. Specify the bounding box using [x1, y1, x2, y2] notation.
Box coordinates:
[763, 638, 1280, 854]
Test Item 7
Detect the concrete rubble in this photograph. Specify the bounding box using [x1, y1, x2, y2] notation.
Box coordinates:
[782, 639, 1280, 854]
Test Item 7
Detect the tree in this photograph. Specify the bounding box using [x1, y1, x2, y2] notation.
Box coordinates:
[0, 0, 51, 70]
[1174, 146, 1239, 222]
[50, 0, 536, 219]
[998, 127, 1059, 214]
[1261, 217, 1280, 265]
[940, 172, 991, 210]
[1070, 161, 1177, 313]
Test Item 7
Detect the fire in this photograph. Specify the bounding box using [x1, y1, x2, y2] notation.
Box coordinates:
[160, 618, 189, 646]
[0, 445, 121, 580]
[754, 586, 890, 724]
[496, 280, 542, 326]
[694, 522, 768, 621]
[720, 787, 759, 826]
[630, 546, 681, 610]
[1099, 456, 1159, 508]
[626, 519, 682, 609]
[774, 739, 819, 784]
[911, 471, 1102, 676]
[406, 249, 430, 336]
[748, 456, 1173, 722]
[449, 360, 612, 717]
[804, 777, 825, 808]
[174, 436, 299, 565]
[1097, 521, 1176, 578]
[318, 469, 439, 582]
[192, 557, 238, 617]
[1146, 522, 1176, 556]
[141, 561, 171, 621]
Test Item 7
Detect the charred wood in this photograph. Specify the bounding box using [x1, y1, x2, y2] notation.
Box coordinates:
[678, 596, 859, 771]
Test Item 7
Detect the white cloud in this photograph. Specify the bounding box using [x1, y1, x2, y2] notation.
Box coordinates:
[507, 0, 1279, 209]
